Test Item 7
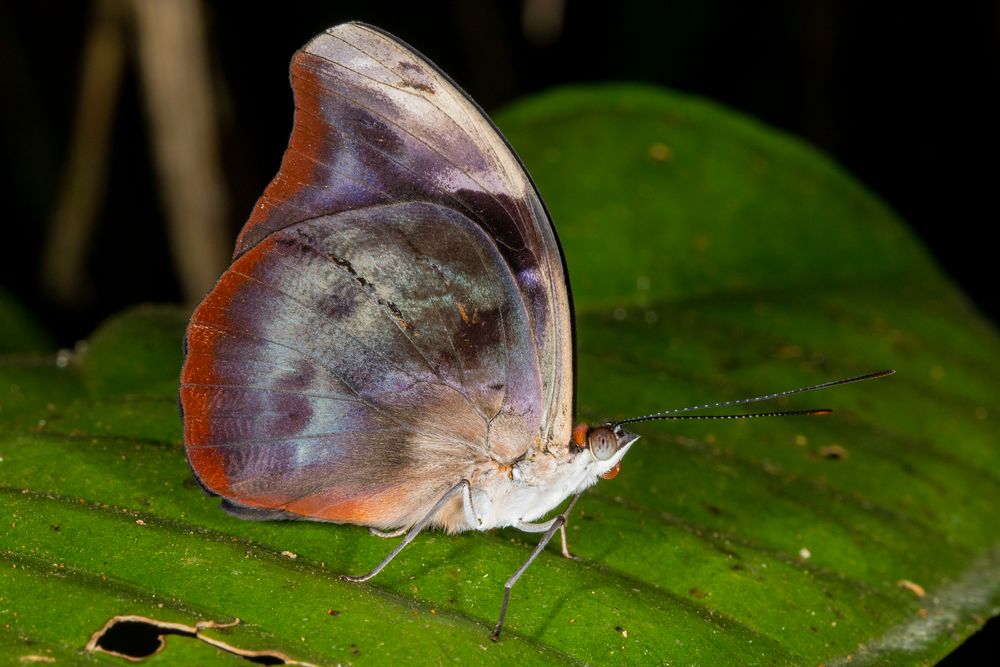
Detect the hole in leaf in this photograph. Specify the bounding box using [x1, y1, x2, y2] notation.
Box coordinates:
[93, 620, 172, 659]
[86, 615, 316, 665]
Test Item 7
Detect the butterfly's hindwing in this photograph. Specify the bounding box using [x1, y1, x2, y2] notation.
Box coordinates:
[180, 23, 573, 529]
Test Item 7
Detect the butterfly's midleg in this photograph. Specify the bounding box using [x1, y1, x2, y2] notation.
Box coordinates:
[491, 492, 583, 640]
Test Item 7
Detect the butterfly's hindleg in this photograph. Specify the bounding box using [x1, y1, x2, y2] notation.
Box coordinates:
[369, 480, 478, 538]
[342, 479, 472, 583]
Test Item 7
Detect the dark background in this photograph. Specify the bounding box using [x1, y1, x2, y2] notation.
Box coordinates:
[1, 0, 997, 660]
[2, 1, 998, 343]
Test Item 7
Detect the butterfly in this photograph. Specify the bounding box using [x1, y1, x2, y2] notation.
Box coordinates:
[179, 22, 891, 640]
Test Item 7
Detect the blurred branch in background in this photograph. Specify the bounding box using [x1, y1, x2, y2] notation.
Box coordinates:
[41, 0, 127, 306]
[41, 0, 229, 311]
[131, 0, 229, 305]
[11, 0, 996, 341]
[522, 0, 565, 46]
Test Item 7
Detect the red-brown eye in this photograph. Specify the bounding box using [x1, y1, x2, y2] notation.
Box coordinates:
[587, 426, 617, 461]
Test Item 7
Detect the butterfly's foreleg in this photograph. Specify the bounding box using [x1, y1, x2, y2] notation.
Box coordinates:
[342, 479, 471, 583]
[369, 526, 408, 538]
[492, 492, 583, 640]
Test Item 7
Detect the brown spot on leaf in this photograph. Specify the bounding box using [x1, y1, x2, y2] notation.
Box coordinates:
[776, 344, 803, 359]
[702, 503, 723, 516]
[819, 445, 848, 460]
[648, 143, 673, 161]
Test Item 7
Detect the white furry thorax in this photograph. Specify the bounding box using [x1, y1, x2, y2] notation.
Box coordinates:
[436, 439, 636, 533]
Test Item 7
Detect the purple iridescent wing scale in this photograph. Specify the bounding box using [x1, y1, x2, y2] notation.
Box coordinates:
[180, 23, 572, 530]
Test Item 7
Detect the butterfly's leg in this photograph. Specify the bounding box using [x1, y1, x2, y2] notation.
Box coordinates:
[369, 482, 479, 538]
[492, 492, 583, 640]
[559, 522, 574, 560]
[369, 526, 408, 538]
[342, 479, 470, 583]
[461, 479, 481, 528]
[514, 497, 581, 560]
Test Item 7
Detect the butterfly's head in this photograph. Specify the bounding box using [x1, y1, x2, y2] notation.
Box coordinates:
[572, 422, 640, 481]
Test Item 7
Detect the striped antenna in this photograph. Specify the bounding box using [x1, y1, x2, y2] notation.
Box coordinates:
[616, 370, 894, 426]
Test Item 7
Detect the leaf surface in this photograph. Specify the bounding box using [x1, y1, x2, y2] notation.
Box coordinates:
[2, 85, 997, 665]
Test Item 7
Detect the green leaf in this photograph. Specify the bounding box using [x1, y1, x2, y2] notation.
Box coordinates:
[2, 85, 998, 665]
[0, 289, 52, 354]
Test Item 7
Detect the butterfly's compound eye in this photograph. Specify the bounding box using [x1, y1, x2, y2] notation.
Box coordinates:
[587, 426, 618, 461]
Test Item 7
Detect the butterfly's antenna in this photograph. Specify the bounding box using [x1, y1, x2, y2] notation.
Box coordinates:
[616, 369, 894, 426]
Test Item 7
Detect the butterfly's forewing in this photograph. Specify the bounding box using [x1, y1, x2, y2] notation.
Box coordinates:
[180, 23, 572, 529]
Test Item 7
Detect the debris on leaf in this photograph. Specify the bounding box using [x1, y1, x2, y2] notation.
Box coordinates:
[897, 579, 926, 598]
